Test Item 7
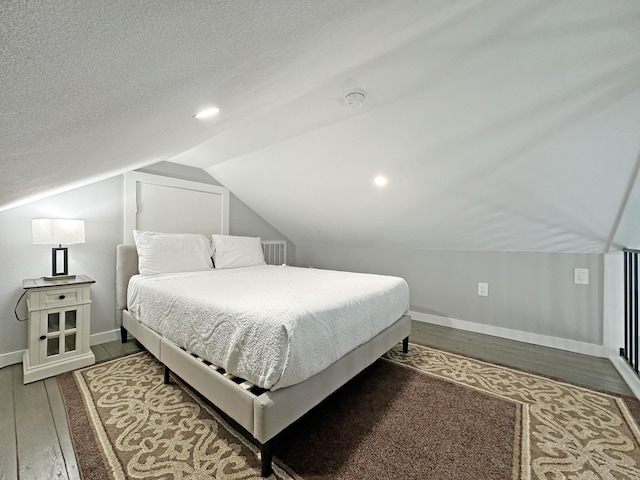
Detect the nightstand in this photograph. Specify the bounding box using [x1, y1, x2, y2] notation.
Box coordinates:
[22, 275, 96, 384]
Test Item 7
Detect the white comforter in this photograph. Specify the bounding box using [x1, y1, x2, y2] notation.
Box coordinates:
[127, 265, 409, 390]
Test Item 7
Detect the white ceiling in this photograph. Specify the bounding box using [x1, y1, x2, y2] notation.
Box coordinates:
[2, 1, 640, 253]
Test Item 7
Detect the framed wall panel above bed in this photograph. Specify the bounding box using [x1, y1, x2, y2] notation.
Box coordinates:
[124, 171, 229, 244]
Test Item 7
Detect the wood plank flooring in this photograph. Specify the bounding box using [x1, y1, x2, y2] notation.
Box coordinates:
[410, 322, 633, 396]
[0, 322, 634, 479]
[0, 339, 143, 480]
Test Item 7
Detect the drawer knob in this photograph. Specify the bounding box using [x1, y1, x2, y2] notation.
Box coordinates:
[39, 335, 46, 341]
[59, 295, 66, 300]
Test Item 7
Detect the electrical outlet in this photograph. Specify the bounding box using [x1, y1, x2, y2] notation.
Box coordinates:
[478, 282, 489, 297]
[574, 268, 589, 285]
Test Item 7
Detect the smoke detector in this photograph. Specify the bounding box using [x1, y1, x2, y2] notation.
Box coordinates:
[344, 90, 366, 107]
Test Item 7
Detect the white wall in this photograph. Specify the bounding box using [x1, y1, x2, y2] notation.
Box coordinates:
[0, 177, 123, 364]
[297, 244, 606, 356]
[0, 161, 617, 365]
[0, 163, 293, 365]
[603, 252, 624, 354]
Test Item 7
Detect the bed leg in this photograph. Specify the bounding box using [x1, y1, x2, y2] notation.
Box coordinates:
[120, 326, 127, 343]
[260, 440, 273, 477]
[163, 366, 171, 385]
[402, 336, 409, 353]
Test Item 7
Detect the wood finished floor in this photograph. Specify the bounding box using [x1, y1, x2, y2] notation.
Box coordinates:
[0, 321, 634, 479]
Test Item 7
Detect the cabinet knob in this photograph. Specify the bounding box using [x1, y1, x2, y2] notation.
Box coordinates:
[39, 335, 46, 340]
[59, 295, 66, 300]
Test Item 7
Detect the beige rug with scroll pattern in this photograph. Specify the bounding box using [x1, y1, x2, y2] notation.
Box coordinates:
[58, 344, 640, 479]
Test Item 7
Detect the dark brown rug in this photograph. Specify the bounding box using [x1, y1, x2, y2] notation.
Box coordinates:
[275, 359, 519, 480]
[58, 344, 640, 479]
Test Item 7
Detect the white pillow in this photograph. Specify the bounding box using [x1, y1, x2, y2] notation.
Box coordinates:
[133, 230, 213, 276]
[212, 234, 266, 269]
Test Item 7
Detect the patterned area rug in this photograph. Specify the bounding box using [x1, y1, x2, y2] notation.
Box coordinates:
[58, 344, 640, 479]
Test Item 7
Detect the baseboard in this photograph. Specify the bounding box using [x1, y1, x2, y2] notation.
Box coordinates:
[610, 356, 640, 401]
[0, 329, 122, 368]
[89, 328, 120, 346]
[0, 350, 25, 369]
[410, 311, 609, 358]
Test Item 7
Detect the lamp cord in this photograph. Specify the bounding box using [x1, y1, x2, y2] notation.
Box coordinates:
[14, 290, 27, 322]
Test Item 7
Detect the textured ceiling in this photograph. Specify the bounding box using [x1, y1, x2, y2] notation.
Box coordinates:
[2, 1, 640, 253]
[0, 0, 377, 206]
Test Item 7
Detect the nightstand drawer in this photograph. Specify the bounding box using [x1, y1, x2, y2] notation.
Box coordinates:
[43, 287, 79, 306]
[29, 285, 91, 310]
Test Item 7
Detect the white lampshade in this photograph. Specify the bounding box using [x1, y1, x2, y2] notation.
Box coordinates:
[32, 219, 85, 246]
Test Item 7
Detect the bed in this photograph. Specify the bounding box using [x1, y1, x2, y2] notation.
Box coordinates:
[116, 240, 411, 476]
[117, 172, 410, 476]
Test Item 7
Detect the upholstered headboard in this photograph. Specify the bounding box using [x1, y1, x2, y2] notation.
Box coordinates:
[116, 244, 139, 327]
[124, 171, 230, 244]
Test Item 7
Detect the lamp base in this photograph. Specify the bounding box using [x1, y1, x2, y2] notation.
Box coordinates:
[43, 274, 76, 281]
[52, 246, 69, 277]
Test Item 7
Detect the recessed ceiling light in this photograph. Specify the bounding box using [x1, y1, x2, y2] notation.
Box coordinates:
[193, 107, 220, 119]
[374, 175, 388, 187]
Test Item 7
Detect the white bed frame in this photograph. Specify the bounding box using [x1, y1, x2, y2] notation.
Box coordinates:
[118, 171, 411, 475]
[116, 245, 410, 476]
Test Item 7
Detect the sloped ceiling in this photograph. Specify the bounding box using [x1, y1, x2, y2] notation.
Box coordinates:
[2, 1, 640, 253]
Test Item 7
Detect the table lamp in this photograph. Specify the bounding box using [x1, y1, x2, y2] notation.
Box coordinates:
[32, 218, 85, 280]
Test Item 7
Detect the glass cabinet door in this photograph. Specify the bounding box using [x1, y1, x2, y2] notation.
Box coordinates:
[65, 310, 77, 330]
[46, 312, 60, 357]
[47, 336, 59, 356]
[65, 333, 76, 352]
[47, 312, 60, 333]
[44, 308, 78, 359]
[64, 309, 77, 353]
